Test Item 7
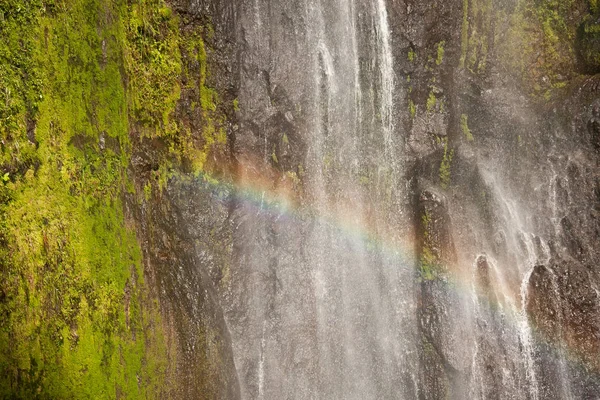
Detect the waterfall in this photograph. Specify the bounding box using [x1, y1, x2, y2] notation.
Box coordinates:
[221, 0, 600, 398]
[374, 0, 394, 152]
[227, 0, 418, 398]
[520, 266, 540, 400]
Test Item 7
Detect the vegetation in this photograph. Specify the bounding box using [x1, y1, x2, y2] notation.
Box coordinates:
[460, 114, 474, 141]
[0, 0, 232, 396]
[461, 0, 584, 96]
[460, 0, 469, 68]
[408, 47, 416, 62]
[409, 99, 416, 119]
[426, 91, 437, 113]
[436, 41, 445, 66]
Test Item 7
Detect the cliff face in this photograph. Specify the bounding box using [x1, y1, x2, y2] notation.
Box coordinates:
[1, 0, 600, 399]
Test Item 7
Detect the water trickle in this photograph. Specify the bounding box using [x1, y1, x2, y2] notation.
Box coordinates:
[520, 266, 541, 400]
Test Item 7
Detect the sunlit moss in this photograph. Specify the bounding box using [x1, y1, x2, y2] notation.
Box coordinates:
[0, 0, 169, 397]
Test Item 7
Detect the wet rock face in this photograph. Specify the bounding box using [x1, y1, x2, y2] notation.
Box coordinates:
[524, 261, 600, 399]
[136, 0, 600, 398]
[129, 143, 240, 399]
[416, 189, 473, 399]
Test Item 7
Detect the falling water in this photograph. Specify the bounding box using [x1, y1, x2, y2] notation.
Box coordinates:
[520, 266, 540, 400]
[226, 0, 416, 398]
[217, 0, 600, 398]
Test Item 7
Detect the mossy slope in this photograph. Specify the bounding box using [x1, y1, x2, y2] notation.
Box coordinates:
[0, 0, 224, 397]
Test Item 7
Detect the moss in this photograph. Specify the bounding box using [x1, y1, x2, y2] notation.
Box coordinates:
[0, 0, 170, 397]
[409, 99, 416, 119]
[496, 0, 577, 97]
[125, 0, 182, 136]
[408, 47, 416, 62]
[232, 98, 239, 112]
[271, 145, 278, 164]
[426, 91, 437, 112]
[460, 114, 474, 141]
[436, 41, 446, 65]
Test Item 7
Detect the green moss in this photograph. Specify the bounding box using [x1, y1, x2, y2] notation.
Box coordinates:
[460, 0, 492, 73]
[271, 145, 278, 164]
[408, 47, 416, 62]
[409, 99, 416, 119]
[460, 114, 474, 141]
[426, 91, 437, 112]
[436, 41, 446, 65]
[496, 0, 577, 97]
[233, 98, 239, 111]
[0, 0, 168, 397]
[125, 0, 182, 137]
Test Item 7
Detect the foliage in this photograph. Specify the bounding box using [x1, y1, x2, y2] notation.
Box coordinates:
[124, 0, 181, 136]
[460, 0, 470, 68]
[461, 0, 581, 96]
[0, 0, 172, 397]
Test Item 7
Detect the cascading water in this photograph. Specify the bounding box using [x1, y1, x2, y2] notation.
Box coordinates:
[212, 0, 600, 398]
[225, 0, 417, 398]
